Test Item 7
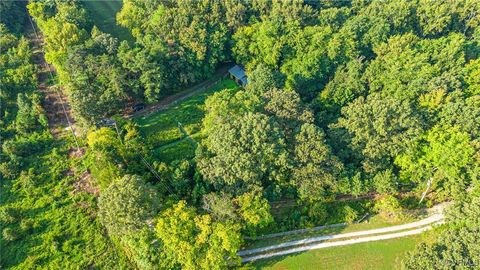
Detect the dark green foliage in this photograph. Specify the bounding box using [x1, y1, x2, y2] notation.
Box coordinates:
[402, 193, 480, 269]
[28, 1, 128, 125]
[0, 207, 21, 224]
[0, 1, 27, 33]
[3, 0, 480, 268]
[319, 58, 367, 109]
[293, 123, 342, 202]
[117, 0, 237, 101]
[15, 93, 48, 133]
[197, 112, 289, 193]
[307, 202, 328, 225]
[336, 93, 424, 173]
[65, 35, 128, 125]
[98, 175, 160, 238]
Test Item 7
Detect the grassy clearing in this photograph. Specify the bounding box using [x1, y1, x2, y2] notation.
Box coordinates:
[136, 79, 238, 162]
[251, 234, 423, 270]
[82, 0, 133, 42]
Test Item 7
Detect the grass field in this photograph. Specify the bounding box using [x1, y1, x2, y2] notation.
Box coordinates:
[82, 0, 133, 41]
[136, 79, 238, 163]
[252, 234, 423, 270]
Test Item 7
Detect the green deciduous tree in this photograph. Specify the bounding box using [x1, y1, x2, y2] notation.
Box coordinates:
[235, 190, 273, 235]
[402, 193, 480, 269]
[98, 174, 159, 238]
[396, 125, 477, 200]
[155, 201, 242, 270]
[293, 123, 342, 202]
[373, 169, 398, 195]
[15, 93, 48, 134]
[197, 112, 289, 193]
[336, 93, 424, 173]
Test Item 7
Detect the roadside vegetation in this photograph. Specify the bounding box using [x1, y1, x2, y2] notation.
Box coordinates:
[1, 0, 479, 269]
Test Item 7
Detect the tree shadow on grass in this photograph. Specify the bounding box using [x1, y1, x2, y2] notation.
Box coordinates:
[246, 250, 311, 270]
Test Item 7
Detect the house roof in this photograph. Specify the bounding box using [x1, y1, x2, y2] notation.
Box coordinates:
[240, 76, 248, 86]
[228, 65, 247, 80]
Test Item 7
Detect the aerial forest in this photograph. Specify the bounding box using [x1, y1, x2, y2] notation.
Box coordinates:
[1, 0, 479, 269]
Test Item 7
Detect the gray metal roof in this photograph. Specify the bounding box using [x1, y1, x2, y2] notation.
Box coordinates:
[228, 65, 247, 80]
[240, 76, 248, 86]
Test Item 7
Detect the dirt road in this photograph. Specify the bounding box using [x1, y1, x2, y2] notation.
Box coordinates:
[239, 213, 443, 257]
[241, 225, 436, 263]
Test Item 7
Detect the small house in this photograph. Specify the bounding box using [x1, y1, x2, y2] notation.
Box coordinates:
[228, 65, 248, 87]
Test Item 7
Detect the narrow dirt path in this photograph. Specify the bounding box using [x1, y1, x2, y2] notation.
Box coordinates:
[26, 16, 77, 139]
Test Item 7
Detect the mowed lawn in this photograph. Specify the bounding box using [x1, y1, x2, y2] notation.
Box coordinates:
[252, 235, 422, 270]
[136, 79, 238, 163]
[82, 0, 133, 41]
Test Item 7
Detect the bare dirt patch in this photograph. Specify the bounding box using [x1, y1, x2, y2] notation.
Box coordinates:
[72, 170, 99, 195]
[68, 147, 85, 159]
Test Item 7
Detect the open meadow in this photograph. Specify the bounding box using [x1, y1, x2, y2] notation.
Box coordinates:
[135, 79, 238, 163]
[82, 0, 133, 41]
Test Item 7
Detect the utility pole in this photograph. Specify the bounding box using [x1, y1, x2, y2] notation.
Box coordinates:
[419, 167, 437, 205]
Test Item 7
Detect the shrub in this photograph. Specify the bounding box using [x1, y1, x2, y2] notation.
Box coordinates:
[2, 227, 21, 241]
[374, 195, 403, 221]
[373, 169, 398, 194]
[308, 202, 328, 225]
[0, 207, 21, 224]
[343, 205, 359, 224]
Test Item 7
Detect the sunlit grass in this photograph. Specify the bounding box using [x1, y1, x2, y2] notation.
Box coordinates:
[136, 79, 238, 162]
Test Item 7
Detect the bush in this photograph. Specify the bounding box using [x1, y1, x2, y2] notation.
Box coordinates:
[2, 227, 21, 241]
[374, 195, 403, 221]
[1, 132, 51, 157]
[373, 169, 398, 194]
[343, 205, 359, 224]
[0, 207, 21, 224]
[308, 202, 328, 225]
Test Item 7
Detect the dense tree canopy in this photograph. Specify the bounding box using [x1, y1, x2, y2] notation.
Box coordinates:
[98, 174, 160, 237]
[155, 201, 242, 270]
[3, 0, 479, 268]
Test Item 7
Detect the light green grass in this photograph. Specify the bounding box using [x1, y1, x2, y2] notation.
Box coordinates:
[136, 79, 238, 162]
[82, 0, 133, 42]
[251, 234, 422, 270]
